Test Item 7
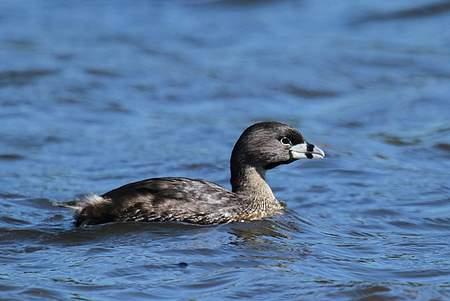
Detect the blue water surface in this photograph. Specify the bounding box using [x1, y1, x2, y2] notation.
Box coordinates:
[1, 1, 450, 300]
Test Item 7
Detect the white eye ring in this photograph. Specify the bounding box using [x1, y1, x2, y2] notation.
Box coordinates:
[280, 137, 292, 145]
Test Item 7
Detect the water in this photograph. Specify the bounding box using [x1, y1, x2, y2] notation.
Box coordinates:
[1, 0, 450, 300]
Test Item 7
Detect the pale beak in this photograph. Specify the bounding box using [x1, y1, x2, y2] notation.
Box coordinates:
[289, 143, 325, 160]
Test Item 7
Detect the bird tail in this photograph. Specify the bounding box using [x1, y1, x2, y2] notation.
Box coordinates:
[59, 194, 113, 227]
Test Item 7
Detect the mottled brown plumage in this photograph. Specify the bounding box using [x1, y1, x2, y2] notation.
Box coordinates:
[73, 121, 325, 226]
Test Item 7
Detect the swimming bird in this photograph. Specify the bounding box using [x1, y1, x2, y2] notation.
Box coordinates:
[73, 121, 325, 226]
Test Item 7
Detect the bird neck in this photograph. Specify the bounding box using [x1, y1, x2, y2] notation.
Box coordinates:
[230, 165, 276, 202]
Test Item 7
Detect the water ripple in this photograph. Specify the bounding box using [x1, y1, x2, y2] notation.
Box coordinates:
[0, 69, 60, 87]
[0, 1, 449, 300]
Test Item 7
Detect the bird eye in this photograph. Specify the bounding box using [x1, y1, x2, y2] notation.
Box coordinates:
[280, 137, 292, 145]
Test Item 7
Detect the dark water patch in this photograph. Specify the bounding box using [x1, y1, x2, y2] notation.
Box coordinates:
[22, 245, 48, 253]
[49, 277, 114, 292]
[393, 269, 450, 280]
[65, 84, 90, 96]
[352, 1, 450, 25]
[388, 220, 419, 229]
[100, 33, 189, 64]
[423, 217, 450, 229]
[1, 137, 43, 150]
[64, 81, 107, 97]
[53, 52, 75, 61]
[346, 230, 379, 239]
[139, 47, 188, 64]
[43, 214, 66, 223]
[133, 83, 156, 92]
[325, 168, 383, 177]
[43, 222, 212, 246]
[434, 142, 450, 152]
[402, 197, 450, 207]
[20, 287, 64, 300]
[84, 247, 112, 255]
[0, 153, 25, 161]
[346, 182, 370, 188]
[0, 192, 26, 199]
[98, 33, 136, 45]
[84, 68, 121, 78]
[198, 0, 284, 8]
[106, 262, 190, 279]
[433, 126, 450, 134]
[305, 184, 334, 193]
[3, 39, 36, 51]
[362, 208, 400, 217]
[374, 153, 390, 160]
[0, 69, 60, 87]
[178, 34, 210, 48]
[345, 55, 417, 69]
[374, 133, 422, 146]
[178, 262, 188, 268]
[0, 215, 31, 226]
[86, 173, 134, 182]
[177, 162, 222, 171]
[155, 245, 227, 257]
[102, 101, 131, 113]
[338, 121, 366, 129]
[0, 228, 52, 243]
[56, 96, 83, 105]
[44, 135, 66, 144]
[0, 283, 21, 292]
[279, 83, 341, 99]
[114, 291, 162, 300]
[330, 284, 397, 301]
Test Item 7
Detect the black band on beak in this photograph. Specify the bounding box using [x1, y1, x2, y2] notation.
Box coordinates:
[289, 142, 325, 160]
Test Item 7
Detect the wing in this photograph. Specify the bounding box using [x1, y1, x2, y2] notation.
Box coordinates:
[97, 177, 243, 224]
